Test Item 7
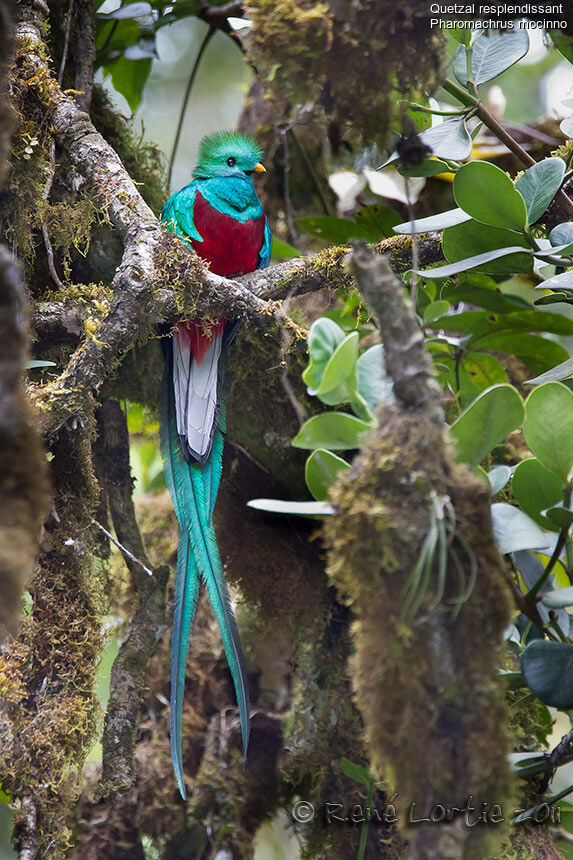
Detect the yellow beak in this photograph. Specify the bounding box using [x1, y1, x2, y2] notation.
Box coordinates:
[253, 162, 266, 173]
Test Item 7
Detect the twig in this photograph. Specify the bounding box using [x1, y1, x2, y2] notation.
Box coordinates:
[40, 140, 64, 290]
[167, 25, 214, 190]
[539, 727, 573, 793]
[91, 519, 154, 577]
[57, 0, 74, 85]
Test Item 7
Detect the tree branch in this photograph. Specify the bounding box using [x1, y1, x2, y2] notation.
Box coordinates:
[16, 20, 444, 443]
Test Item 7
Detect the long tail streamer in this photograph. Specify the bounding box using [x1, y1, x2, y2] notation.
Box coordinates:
[160, 344, 250, 799]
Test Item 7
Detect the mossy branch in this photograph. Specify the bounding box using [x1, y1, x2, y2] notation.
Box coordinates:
[15, 20, 444, 443]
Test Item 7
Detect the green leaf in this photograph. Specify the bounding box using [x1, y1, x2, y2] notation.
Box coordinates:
[437, 352, 509, 406]
[453, 29, 529, 86]
[523, 382, 573, 480]
[354, 204, 401, 239]
[488, 465, 512, 494]
[441, 277, 531, 314]
[546, 507, 573, 529]
[437, 309, 573, 338]
[246, 498, 333, 516]
[393, 207, 471, 235]
[534, 292, 570, 306]
[305, 449, 351, 501]
[423, 300, 450, 323]
[340, 757, 371, 786]
[292, 412, 374, 450]
[271, 236, 302, 260]
[515, 158, 566, 226]
[458, 352, 508, 398]
[550, 223, 573, 247]
[295, 216, 379, 244]
[512, 458, 564, 531]
[442, 219, 532, 275]
[542, 587, 573, 609]
[535, 271, 573, 292]
[450, 383, 524, 465]
[468, 332, 570, 376]
[522, 640, 573, 709]
[107, 56, 152, 113]
[418, 118, 472, 161]
[551, 30, 573, 62]
[303, 318, 345, 394]
[398, 157, 451, 178]
[356, 344, 394, 412]
[491, 503, 552, 554]
[418, 246, 530, 279]
[316, 332, 359, 403]
[454, 161, 528, 232]
[527, 358, 573, 385]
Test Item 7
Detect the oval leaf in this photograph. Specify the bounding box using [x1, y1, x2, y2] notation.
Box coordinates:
[317, 332, 359, 398]
[488, 465, 512, 495]
[454, 29, 529, 86]
[303, 318, 345, 393]
[305, 449, 351, 501]
[292, 412, 374, 451]
[443, 219, 532, 275]
[454, 161, 527, 232]
[492, 503, 552, 554]
[356, 344, 395, 412]
[527, 357, 573, 385]
[419, 118, 472, 161]
[450, 383, 524, 465]
[418, 246, 530, 279]
[515, 158, 566, 226]
[535, 271, 573, 292]
[542, 587, 573, 609]
[393, 207, 471, 235]
[522, 640, 573, 709]
[523, 382, 573, 479]
[512, 458, 563, 531]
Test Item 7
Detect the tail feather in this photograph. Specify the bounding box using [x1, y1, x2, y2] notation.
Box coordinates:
[160, 342, 250, 800]
[173, 324, 222, 463]
[169, 530, 200, 800]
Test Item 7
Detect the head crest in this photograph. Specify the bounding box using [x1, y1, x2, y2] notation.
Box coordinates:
[195, 131, 263, 172]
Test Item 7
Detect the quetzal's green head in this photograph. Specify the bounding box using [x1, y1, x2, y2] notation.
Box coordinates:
[193, 131, 266, 180]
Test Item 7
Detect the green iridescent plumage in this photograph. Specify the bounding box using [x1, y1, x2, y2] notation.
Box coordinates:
[160, 131, 271, 799]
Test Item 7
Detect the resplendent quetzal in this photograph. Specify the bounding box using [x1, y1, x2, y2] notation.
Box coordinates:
[159, 131, 271, 798]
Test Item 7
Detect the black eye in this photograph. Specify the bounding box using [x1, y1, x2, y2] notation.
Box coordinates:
[226, 157, 236, 167]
